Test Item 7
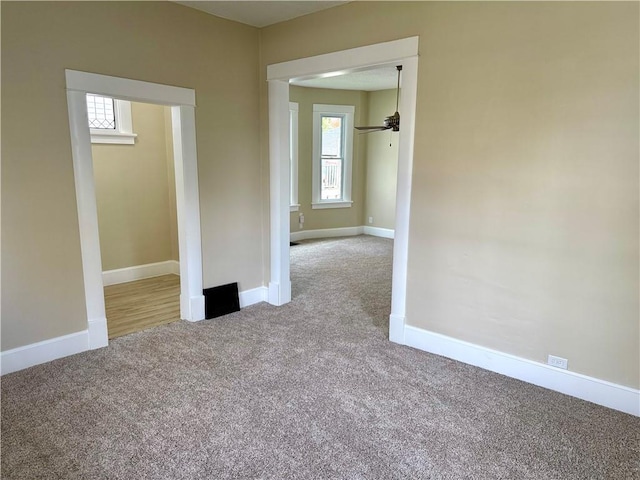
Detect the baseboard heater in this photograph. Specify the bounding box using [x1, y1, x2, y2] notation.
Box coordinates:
[203, 282, 240, 319]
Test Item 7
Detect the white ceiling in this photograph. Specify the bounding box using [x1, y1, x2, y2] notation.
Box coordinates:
[291, 66, 400, 92]
[176, 1, 398, 91]
[175, 1, 349, 28]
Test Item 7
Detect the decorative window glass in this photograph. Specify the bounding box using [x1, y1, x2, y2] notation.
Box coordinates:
[86, 94, 116, 129]
[86, 94, 137, 145]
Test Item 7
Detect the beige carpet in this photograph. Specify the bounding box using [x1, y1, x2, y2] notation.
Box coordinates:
[1, 236, 638, 479]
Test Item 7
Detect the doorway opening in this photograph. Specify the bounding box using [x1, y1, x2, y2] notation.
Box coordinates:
[89, 98, 181, 338]
[286, 66, 400, 334]
[267, 37, 419, 343]
[66, 70, 205, 350]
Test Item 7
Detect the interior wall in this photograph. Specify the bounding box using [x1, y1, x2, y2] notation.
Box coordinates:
[365, 89, 398, 231]
[92, 102, 178, 271]
[289, 85, 368, 233]
[1, 2, 261, 351]
[260, 2, 640, 388]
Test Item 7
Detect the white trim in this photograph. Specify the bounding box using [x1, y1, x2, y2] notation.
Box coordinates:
[268, 38, 419, 327]
[90, 131, 137, 145]
[114, 99, 134, 133]
[290, 102, 299, 210]
[102, 260, 180, 286]
[268, 80, 292, 306]
[88, 317, 108, 350]
[290, 226, 364, 242]
[311, 201, 353, 209]
[403, 325, 640, 417]
[267, 37, 420, 81]
[67, 89, 109, 348]
[363, 226, 395, 239]
[66, 70, 195, 106]
[388, 55, 418, 344]
[388, 314, 405, 344]
[239, 286, 269, 308]
[66, 69, 205, 356]
[1, 331, 89, 376]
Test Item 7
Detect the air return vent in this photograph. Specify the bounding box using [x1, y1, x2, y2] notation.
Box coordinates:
[203, 282, 240, 319]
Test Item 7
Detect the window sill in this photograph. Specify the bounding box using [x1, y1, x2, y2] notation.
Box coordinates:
[290, 204, 300, 212]
[90, 130, 137, 145]
[311, 201, 353, 210]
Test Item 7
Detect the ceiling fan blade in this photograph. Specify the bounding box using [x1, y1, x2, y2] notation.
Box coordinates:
[354, 67, 403, 137]
[355, 125, 389, 130]
[357, 128, 388, 134]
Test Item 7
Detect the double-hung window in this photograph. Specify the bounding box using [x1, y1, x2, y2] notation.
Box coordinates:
[86, 94, 137, 145]
[289, 102, 300, 212]
[312, 104, 355, 209]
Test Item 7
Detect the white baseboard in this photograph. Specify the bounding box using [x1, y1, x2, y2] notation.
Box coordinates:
[290, 226, 364, 242]
[239, 286, 269, 308]
[364, 226, 395, 239]
[103, 260, 179, 286]
[290, 226, 395, 242]
[1, 331, 89, 376]
[402, 325, 640, 416]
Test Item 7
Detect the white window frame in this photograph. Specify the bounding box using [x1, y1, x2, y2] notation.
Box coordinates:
[312, 104, 354, 209]
[289, 102, 300, 212]
[88, 95, 137, 145]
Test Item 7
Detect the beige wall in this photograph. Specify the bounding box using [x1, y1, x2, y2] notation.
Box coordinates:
[261, 2, 639, 388]
[1, 2, 261, 350]
[92, 102, 178, 271]
[289, 86, 368, 232]
[365, 89, 398, 230]
[2, 2, 638, 390]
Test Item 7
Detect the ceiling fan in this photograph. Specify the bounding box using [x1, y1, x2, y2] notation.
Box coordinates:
[355, 65, 402, 134]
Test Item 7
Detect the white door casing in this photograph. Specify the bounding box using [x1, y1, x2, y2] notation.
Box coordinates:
[66, 70, 205, 350]
[266, 37, 419, 342]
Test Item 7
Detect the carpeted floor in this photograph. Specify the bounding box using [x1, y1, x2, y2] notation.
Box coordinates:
[1, 236, 638, 479]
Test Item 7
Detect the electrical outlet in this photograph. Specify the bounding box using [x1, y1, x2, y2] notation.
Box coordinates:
[547, 355, 568, 370]
[368, 216, 373, 224]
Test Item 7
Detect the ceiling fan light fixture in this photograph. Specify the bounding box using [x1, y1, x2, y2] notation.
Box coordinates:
[355, 65, 402, 134]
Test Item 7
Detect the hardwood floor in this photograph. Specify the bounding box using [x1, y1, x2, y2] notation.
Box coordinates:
[104, 274, 180, 339]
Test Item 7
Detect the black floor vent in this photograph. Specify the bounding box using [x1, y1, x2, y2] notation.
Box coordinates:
[203, 282, 240, 319]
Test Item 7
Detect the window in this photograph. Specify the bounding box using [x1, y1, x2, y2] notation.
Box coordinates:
[312, 104, 355, 209]
[86, 94, 137, 145]
[289, 102, 299, 212]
